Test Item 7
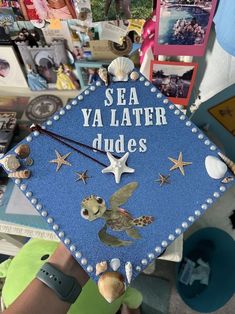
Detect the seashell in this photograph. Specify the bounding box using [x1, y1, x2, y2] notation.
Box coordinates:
[110, 258, 121, 271]
[218, 152, 235, 175]
[24, 157, 34, 166]
[98, 272, 125, 303]
[221, 176, 234, 184]
[205, 155, 227, 179]
[108, 57, 134, 82]
[0, 155, 20, 172]
[96, 261, 108, 276]
[14, 144, 30, 159]
[98, 68, 109, 86]
[130, 71, 139, 81]
[8, 170, 31, 179]
[125, 261, 132, 284]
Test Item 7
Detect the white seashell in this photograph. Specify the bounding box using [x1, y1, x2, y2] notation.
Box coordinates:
[0, 155, 20, 172]
[108, 57, 134, 82]
[96, 261, 108, 276]
[110, 258, 121, 271]
[218, 152, 235, 175]
[130, 71, 139, 81]
[205, 156, 227, 179]
[125, 261, 132, 284]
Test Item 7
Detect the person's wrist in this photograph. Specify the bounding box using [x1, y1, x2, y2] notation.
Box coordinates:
[48, 243, 89, 287]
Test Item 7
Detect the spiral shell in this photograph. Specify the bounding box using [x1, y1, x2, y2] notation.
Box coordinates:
[221, 176, 234, 184]
[125, 261, 132, 284]
[218, 152, 235, 175]
[0, 155, 20, 172]
[108, 57, 134, 82]
[98, 68, 109, 86]
[8, 170, 31, 179]
[98, 272, 125, 303]
[96, 261, 108, 276]
[15, 144, 30, 159]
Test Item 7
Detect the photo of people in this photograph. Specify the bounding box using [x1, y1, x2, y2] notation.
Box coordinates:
[19, 0, 77, 20]
[158, 0, 214, 45]
[0, 0, 24, 20]
[0, 46, 28, 88]
[150, 61, 198, 106]
[90, 0, 153, 22]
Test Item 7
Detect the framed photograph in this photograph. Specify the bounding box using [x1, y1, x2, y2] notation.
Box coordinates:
[150, 60, 198, 106]
[19, 0, 77, 20]
[0, 112, 17, 156]
[0, 7, 15, 43]
[90, 0, 153, 22]
[208, 97, 235, 137]
[0, 46, 28, 88]
[0, 96, 30, 118]
[75, 59, 110, 88]
[154, 0, 217, 56]
[0, 0, 24, 20]
[16, 40, 68, 85]
[72, 0, 92, 23]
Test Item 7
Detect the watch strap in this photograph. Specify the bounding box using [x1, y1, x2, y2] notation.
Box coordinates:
[36, 262, 82, 304]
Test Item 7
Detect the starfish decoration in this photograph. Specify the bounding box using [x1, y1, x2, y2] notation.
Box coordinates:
[49, 150, 71, 172]
[168, 152, 192, 176]
[75, 170, 90, 184]
[155, 174, 170, 186]
[102, 152, 135, 184]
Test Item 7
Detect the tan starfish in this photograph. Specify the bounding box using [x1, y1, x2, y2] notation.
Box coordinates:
[75, 170, 90, 184]
[168, 152, 192, 176]
[155, 174, 170, 186]
[50, 150, 71, 172]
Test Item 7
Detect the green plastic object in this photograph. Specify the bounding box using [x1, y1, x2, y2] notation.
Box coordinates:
[0, 238, 142, 313]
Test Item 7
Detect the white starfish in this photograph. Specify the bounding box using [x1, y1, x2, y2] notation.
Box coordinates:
[102, 152, 135, 184]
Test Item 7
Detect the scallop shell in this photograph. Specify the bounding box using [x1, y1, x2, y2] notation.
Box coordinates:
[125, 261, 132, 284]
[205, 156, 227, 179]
[0, 155, 20, 172]
[8, 170, 31, 179]
[98, 272, 125, 303]
[110, 258, 121, 271]
[218, 152, 235, 175]
[96, 261, 108, 276]
[130, 71, 139, 81]
[98, 68, 108, 86]
[14, 144, 30, 159]
[221, 176, 234, 184]
[108, 57, 134, 82]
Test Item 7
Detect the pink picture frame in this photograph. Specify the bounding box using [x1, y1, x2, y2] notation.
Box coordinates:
[154, 0, 218, 56]
[150, 60, 198, 106]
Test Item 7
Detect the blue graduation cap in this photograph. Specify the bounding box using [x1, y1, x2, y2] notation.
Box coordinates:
[2, 57, 234, 303]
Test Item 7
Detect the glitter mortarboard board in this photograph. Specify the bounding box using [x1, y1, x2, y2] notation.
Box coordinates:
[2, 57, 235, 303]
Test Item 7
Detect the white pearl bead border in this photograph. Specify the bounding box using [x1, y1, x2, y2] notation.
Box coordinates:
[19, 75, 230, 280]
[136, 87, 228, 268]
[15, 178, 94, 274]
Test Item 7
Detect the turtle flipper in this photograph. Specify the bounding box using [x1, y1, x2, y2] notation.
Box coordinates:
[98, 225, 132, 247]
[133, 216, 154, 227]
[126, 228, 141, 239]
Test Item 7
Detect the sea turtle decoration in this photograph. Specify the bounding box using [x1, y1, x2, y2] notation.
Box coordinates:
[80, 182, 154, 247]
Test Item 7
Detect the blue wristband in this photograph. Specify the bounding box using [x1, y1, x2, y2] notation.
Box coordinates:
[36, 262, 82, 304]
